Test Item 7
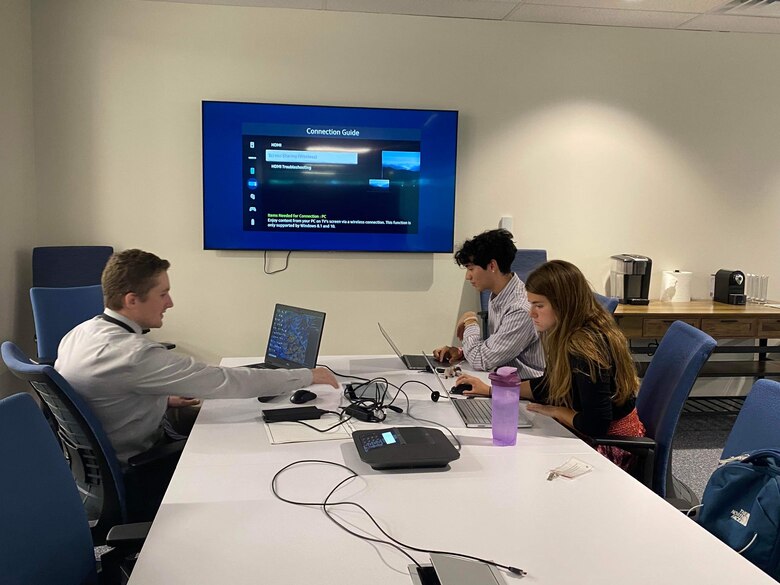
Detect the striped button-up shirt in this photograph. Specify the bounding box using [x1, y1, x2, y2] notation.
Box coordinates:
[462, 274, 545, 378]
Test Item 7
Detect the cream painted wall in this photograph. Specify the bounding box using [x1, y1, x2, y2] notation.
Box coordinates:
[0, 0, 37, 398]
[29, 0, 780, 367]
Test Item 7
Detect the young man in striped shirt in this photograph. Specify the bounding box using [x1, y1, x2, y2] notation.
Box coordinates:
[433, 229, 544, 379]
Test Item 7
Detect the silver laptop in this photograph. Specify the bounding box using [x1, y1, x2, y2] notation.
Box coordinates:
[422, 352, 532, 429]
[378, 322, 446, 371]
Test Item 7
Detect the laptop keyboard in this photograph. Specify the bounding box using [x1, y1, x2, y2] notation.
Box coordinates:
[453, 398, 492, 425]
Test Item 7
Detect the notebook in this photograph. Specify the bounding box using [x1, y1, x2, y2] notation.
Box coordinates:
[246, 304, 326, 370]
[377, 322, 446, 371]
[422, 352, 532, 429]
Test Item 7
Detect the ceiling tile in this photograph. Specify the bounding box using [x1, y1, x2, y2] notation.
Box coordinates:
[507, 5, 699, 28]
[326, 0, 520, 20]
[143, 0, 325, 8]
[521, 0, 728, 14]
[680, 14, 780, 33]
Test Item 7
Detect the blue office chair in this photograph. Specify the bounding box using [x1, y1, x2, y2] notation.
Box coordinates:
[0, 392, 147, 585]
[30, 285, 104, 364]
[32, 245, 113, 288]
[593, 292, 619, 314]
[592, 321, 716, 503]
[480, 249, 547, 336]
[721, 379, 780, 459]
[1, 341, 183, 545]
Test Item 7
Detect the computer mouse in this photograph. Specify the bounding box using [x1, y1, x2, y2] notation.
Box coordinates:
[290, 389, 317, 404]
[450, 383, 472, 395]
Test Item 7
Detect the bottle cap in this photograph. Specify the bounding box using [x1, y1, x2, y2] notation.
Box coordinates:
[488, 366, 520, 386]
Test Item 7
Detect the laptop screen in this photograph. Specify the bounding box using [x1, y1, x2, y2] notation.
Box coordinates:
[264, 304, 326, 369]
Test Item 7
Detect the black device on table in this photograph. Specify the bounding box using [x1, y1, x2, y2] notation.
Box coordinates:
[289, 389, 317, 404]
[450, 383, 472, 395]
[353, 427, 459, 470]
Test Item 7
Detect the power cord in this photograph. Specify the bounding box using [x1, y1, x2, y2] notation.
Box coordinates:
[271, 459, 527, 576]
[263, 250, 292, 274]
[339, 377, 462, 452]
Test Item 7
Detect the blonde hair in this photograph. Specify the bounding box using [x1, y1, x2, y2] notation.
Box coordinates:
[525, 260, 638, 408]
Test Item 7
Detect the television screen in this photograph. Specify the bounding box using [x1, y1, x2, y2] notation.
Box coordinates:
[202, 101, 458, 252]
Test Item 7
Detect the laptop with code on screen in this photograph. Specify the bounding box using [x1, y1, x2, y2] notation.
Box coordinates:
[246, 304, 326, 370]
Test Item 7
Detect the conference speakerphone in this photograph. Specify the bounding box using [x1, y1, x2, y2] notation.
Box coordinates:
[353, 427, 459, 470]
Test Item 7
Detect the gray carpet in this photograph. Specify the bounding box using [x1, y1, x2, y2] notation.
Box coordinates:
[671, 413, 737, 501]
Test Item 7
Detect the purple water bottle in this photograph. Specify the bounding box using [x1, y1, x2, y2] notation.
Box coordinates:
[489, 366, 521, 446]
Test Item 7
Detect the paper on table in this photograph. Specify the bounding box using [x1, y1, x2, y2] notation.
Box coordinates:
[264, 416, 398, 445]
[264, 417, 352, 444]
[547, 457, 593, 481]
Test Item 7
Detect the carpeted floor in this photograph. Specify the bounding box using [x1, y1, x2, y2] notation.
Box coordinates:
[671, 413, 737, 501]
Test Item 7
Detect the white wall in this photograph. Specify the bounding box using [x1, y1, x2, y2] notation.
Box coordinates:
[28, 0, 780, 366]
[0, 0, 37, 398]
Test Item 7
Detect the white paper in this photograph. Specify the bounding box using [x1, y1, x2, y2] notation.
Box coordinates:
[549, 457, 593, 480]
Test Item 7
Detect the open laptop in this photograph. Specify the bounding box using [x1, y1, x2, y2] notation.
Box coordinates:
[422, 352, 532, 429]
[378, 322, 446, 371]
[246, 304, 326, 370]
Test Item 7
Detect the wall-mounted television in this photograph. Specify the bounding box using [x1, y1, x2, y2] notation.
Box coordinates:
[202, 101, 458, 252]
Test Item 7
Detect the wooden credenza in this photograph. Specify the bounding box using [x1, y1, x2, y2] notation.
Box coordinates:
[614, 300, 780, 379]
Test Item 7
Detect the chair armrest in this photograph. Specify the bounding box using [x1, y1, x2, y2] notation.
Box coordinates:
[105, 521, 152, 548]
[127, 439, 185, 468]
[590, 435, 656, 451]
[590, 435, 656, 489]
[102, 522, 151, 583]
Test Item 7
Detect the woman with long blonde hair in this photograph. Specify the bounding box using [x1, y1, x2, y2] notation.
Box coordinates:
[456, 260, 645, 469]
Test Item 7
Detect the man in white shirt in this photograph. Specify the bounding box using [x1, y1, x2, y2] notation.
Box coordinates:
[56, 249, 338, 516]
[432, 229, 544, 378]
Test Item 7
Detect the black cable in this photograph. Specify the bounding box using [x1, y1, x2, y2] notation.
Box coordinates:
[293, 413, 352, 433]
[338, 377, 461, 452]
[271, 460, 420, 567]
[395, 382, 461, 451]
[317, 363, 371, 382]
[263, 250, 292, 274]
[271, 460, 527, 577]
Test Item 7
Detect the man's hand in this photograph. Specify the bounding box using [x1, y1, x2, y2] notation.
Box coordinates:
[311, 367, 339, 388]
[455, 373, 491, 396]
[455, 311, 480, 340]
[433, 346, 462, 364]
[167, 396, 201, 408]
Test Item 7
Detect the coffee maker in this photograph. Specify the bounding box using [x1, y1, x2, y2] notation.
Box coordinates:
[713, 269, 746, 305]
[610, 254, 652, 305]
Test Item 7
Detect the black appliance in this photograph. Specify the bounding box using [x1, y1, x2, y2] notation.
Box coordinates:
[714, 269, 746, 305]
[610, 254, 652, 305]
[353, 427, 459, 470]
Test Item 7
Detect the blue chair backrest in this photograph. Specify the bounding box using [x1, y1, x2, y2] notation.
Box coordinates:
[636, 321, 716, 498]
[30, 285, 104, 363]
[0, 393, 97, 585]
[593, 292, 619, 314]
[1, 341, 127, 543]
[32, 245, 113, 288]
[480, 249, 548, 313]
[721, 379, 780, 459]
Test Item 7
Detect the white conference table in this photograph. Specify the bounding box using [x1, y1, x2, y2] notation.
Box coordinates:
[128, 355, 774, 584]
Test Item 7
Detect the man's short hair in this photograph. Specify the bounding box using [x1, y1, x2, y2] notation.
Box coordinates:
[454, 229, 517, 273]
[102, 249, 170, 310]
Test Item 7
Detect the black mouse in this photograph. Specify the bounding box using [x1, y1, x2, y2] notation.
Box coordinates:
[290, 389, 317, 404]
[450, 383, 472, 395]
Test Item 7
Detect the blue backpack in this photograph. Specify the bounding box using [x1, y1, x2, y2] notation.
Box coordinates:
[697, 449, 780, 579]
